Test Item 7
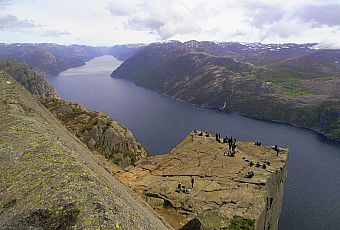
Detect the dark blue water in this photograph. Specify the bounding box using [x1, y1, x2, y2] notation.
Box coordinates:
[49, 55, 340, 230]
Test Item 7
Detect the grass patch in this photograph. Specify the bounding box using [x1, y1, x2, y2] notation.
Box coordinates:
[283, 89, 312, 97]
[262, 75, 313, 97]
[229, 217, 255, 230]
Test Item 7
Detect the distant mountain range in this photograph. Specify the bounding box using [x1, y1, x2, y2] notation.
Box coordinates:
[111, 40, 340, 141]
[0, 43, 144, 76]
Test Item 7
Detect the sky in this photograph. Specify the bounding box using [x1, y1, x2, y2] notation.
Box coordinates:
[0, 0, 340, 47]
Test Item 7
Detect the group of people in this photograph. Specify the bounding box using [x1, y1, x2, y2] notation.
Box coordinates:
[242, 157, 272, 178]
[215, 133, 237, 154]
[254, 142, 262, 146]
[195, 129, 210, 138]
[176, 178, 195, 194]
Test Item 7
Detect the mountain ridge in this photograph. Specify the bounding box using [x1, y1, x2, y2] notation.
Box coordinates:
[111, 40, 340, 142]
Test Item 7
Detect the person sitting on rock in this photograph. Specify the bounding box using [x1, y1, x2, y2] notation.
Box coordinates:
[194, 129, 198, 133]
[198, 131, 203, 136]
[245, 171, 255, 178]
[256, 162, 261, 167]
[249, 161, 254, 166]
[175, 182, 182, 193]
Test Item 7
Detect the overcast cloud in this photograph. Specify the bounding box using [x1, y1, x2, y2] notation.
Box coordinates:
[0, 0, 339, 47]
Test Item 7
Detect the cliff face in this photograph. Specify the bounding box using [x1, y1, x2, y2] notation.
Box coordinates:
[0, 71, 170, 229]
[114, 131, 288, 230]
[0, 59, 58, 98]
[38, 97, 148, 168]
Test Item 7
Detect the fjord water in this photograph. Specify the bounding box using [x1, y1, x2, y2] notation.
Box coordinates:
[49, 55, 340, 230]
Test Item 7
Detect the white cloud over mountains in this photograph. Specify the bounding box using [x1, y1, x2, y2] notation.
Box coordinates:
[0, 0, 339, 47]
[0, 14, 35, 30]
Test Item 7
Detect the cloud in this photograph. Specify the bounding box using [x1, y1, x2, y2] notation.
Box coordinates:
[40, 30, 70, 37]
[243, 2, 285, 27]
[0, 0, 340, 47]
[296, 4, 340, 27]
[108, 0, 206, 39]
[0, 0, 10, 6]
[0, 14, 36, 30]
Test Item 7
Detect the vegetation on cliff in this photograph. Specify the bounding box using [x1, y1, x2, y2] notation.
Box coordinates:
[39, 97, 148, 168]
[111, 41, 340, 141]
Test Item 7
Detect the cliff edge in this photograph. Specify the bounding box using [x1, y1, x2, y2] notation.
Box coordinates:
[115, 132, 288, 230]
[0, 71, 170, 229]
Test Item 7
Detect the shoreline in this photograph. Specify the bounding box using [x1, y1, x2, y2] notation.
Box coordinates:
[115, 77, 340, 145]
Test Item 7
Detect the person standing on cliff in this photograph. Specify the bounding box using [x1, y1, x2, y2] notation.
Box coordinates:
[191, 177, 195, 189]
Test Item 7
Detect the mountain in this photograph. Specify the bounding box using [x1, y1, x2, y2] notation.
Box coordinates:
[109, 44, 145, 61]
[111, 41, 340, 141]
[0, 43, 104, 75]
[0, 43, 144, 76]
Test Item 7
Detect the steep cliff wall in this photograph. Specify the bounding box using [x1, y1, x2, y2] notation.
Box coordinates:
[0, 71, 170, 229]
[0, 59, 58, 98]
[38, 97, 148, 168]
[256, 156, 288, 230]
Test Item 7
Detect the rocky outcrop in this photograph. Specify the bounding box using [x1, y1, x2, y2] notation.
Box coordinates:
[116, 131, 288, 230]
[38, 97, 148, 168]
[0, 71, 170, 229]
[0, 59, 58, 98]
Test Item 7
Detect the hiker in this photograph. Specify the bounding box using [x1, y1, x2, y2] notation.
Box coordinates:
[194, 129, 198, 133]
[232, 143, 236, 153]
[273, 145, 280, 156]
[191, 177, 195, 189]
[215, 133, 219, 141]
[198, 131, 203, 136]
[177, 183, 182, 190]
